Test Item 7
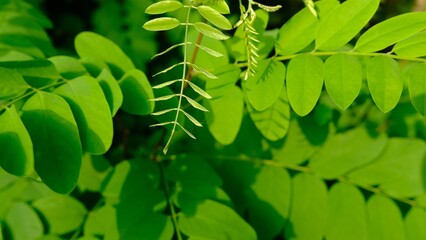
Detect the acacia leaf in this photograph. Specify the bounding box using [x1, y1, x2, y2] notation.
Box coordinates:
[197, 5, 232, 30]
[286, 54, 324, 116]
[247, 86, 290, 141]
[355, 12, 426, 52]
[393, 32, 426, 58]
[0, 67, 30, 100]
[145, 1, 183, 14]
[366, 56, 402, 113]
[316, 0, 380, 50]
[119, 69, 155, 115]
[143, 17, 181, 31]
[0, 105, 34, 176]
[408, 62, 426, 116]
[276, 0, 339, 55]
[96, 69, 123, 116]
[193, 22, 229, 40]
[324, 54, 362, 109]
[21, 91, 82, 194]
[246, 59, 286, 111]
[326, 183, 368, 240]
[54, 76, 113, 155]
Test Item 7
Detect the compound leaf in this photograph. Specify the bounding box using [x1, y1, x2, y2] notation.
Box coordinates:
[21, 91, 82, 194]
[286, 54, 324, 116]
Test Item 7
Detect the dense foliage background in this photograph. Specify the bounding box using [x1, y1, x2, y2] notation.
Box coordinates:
[0, 0, 425, 239]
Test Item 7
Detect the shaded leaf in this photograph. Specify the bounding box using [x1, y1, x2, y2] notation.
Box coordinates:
[6, 202, 43, 240]
[408, 62, 426, 116]
[0, 105, 33, 176]
[285, 173, 328, 240]
[326, 183, 368, 240]
[32, 195, 87, 235]
[405, 196, 426, 240]
[54, 76, 113, 155]
[367, 195, 406, 240]
[96, 68, 123, 116]
[119, 69, 155, 115]
[0, 67, 30, 100]
[21, 91, 82, 194]
[246, 59, 286, 111]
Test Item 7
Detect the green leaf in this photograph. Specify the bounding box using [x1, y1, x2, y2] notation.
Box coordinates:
[48, 56, 87, 79]
[0, 105, 33, 176]
[367, 195, 406, 240]
[145, 1, 183, 14]
[197, 6, 232, 30]
[84, 204, 118, 238]
[285, 173, 328, 240]
[6, 202, 43, 240]
[393, 32, 426, 58]
[309, 127, 387, 179]
[208, 0, 230, 14]
[247, 86, 290, 141]
[315, 0, 379, 50]
[32, 195, 87, 235]
[20, 91, 82, 194]
[193, 22, 229, 40]
[54, 76, 113, 155]
[246, 59, 286, 111]
[248, 167, 291, 240]
[276, 0, 339, 55]
[286, 54, 324, 116]
[0, 67, 30, 100]
[349, 138, 426, 197]
[324, 54, 362, 109]
[119, 69, 155, 115]
[0, 59, 60, 88]
[366, 56, 403, 113]
[408, 62, 426, 116]
[78, 154, 112, 192]
[75, 32, 135, 79]
[405, 196, 426, 240]
[96, 68, 123, 116]
[179, 200, 257, 240]
[143, 17, 181, 31]
[326, 183, 368, 240]
[355, 12, 426, 53]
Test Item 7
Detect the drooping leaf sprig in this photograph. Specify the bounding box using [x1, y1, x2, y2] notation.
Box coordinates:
[143, 0, 232, 154]
[235, 0, 282, 80]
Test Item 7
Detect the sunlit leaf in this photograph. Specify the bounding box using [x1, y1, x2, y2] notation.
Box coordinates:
[197, 5, 232, 30]
[143, 17, 181, 31]
[408, 62, 426, 116]
[145, 1, 183, 14]
[393, 32, 426, 58]
[0, 67, 30, 100]
[193, 22, 229, 40]
[6, 202, 43, 240]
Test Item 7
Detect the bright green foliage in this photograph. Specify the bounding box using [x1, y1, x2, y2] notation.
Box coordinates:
[367, 56, 403, 113]
[324, 54, 362, 109]
[286, 54, 324, 116]
[315, 0, 380, 50]
[1, 0, 426, 239]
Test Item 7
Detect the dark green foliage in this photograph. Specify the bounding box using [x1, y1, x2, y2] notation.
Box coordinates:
[0, 0, 425, 239]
